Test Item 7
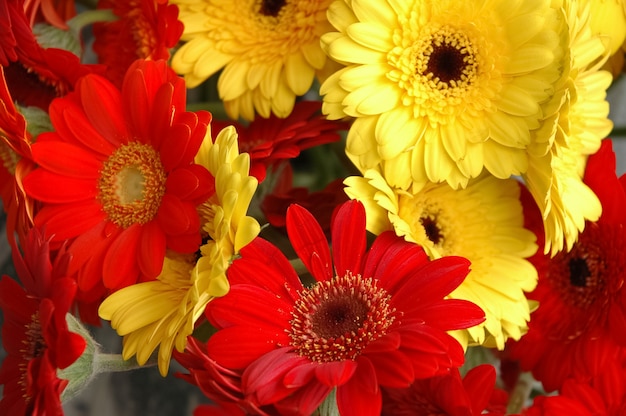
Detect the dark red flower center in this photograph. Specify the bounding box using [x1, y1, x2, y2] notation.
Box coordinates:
[98, 142, 167, 228]
[259, 0, 286, 17]
[426, 44, 469, 84]
[546, 222, 626, 336]
[288, 272, 397, 362]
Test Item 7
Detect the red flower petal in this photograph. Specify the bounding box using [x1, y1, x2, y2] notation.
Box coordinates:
[77, 75, 129, 144]
[286, 204, 333, 282]
[363, 231, 429, 292]
[102, 225, 141, 288]
[137, 221, 166, 279]
[23, 169, 98, 203]
[31, 141, 101, 178]
[331, 200, 366, 278]
[314, 360, 358, 387]
[336, 356, 381, 416]
[208, 327, 284, 370]
[207, 285, 293, 332]
[227, 238, 302, 300]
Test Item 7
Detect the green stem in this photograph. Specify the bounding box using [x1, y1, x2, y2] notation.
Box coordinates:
[67, 9, 117, 35]
[507, 372, 536, 414]
[94, 353, 158, 373]
[289, 257, 309, 277]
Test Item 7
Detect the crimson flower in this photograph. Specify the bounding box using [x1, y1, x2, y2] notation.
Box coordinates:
[175, 337, 277, 416]
[381, 365, 508, 416]
[22, 59, 213, 308]
[508, 139, 626, 392]
[261, 164, 348, 237]
[211, 101, 348, 182]
[93, 0, 183, 87]
[203, 200, 484, 416]
[522, 374, 626, 416]
[0, 228, 86, 415]
[0, 0, 101, 109]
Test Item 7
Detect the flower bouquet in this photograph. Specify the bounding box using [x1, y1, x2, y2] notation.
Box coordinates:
[1, 0, 626, 415]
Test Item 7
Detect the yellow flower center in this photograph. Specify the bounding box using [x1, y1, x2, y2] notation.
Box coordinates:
[98, 142, 166, 228]
[288, 272, 397, 362]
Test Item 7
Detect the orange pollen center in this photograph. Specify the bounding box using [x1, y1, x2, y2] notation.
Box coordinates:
[127, 2, 157, 58]
[288, 272, 397, 362]
[98, 142, 166, 228]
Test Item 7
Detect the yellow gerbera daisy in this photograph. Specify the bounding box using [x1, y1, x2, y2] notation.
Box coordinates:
[344, 169, 538, 349]
[321, 0, 564, 190]
[170, 0, 337, 120]
[522, 0, 613, 255]
[99, 126, 260, 376]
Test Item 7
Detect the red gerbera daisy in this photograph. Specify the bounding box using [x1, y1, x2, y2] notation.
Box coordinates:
[522, 372, 626, 416]
[0, 0, 102, 110]
[93, 0, 183, 87]
[211, 101, 348, 182]
[22, 59, 213, 299]
[508, 139, 626, 392]
[203, 200, 485, 416]
[175, 337, 278, 416]
[0, 228, 86, 415]
[1, 0, 103, 110]
[381, 365, 508, 416]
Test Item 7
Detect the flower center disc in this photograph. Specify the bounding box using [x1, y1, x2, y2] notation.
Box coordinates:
[289, 272, 396, 362]
[415, 26, 478, 92]
[99, 142, 166, 228]
[259, 0, 286, 17]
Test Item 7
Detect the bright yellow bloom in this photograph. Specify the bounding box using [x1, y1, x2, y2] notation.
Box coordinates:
[99, 126, 260, 376]
[170, 0, 337, 120]
[345, 170, 538, 349]
[321, 0, 564, 190]
[522, 0, 613, 255]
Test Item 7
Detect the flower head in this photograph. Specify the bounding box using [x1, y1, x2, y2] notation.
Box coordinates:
[0, 228, 86, 415]
[99, 125, 260, 376]
[508, 140, 626, 392]
[170, 0, 338, 120]
[345, 170, 538, 349]
[211, 101, 347, 182]
[93, 0, 184, 87]
[381, 365, 508, 416]
[1, 0, 101, 109]
[203, 200, 484, 416]
[321, 0, 564, 189]
[22, 59, 213, 302]
[522, 0, 613, 255]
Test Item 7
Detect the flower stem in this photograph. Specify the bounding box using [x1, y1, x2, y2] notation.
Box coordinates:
[67, 9, 117, 35]
[507, 371, 536, 414]
[94, 353, 158, 373]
